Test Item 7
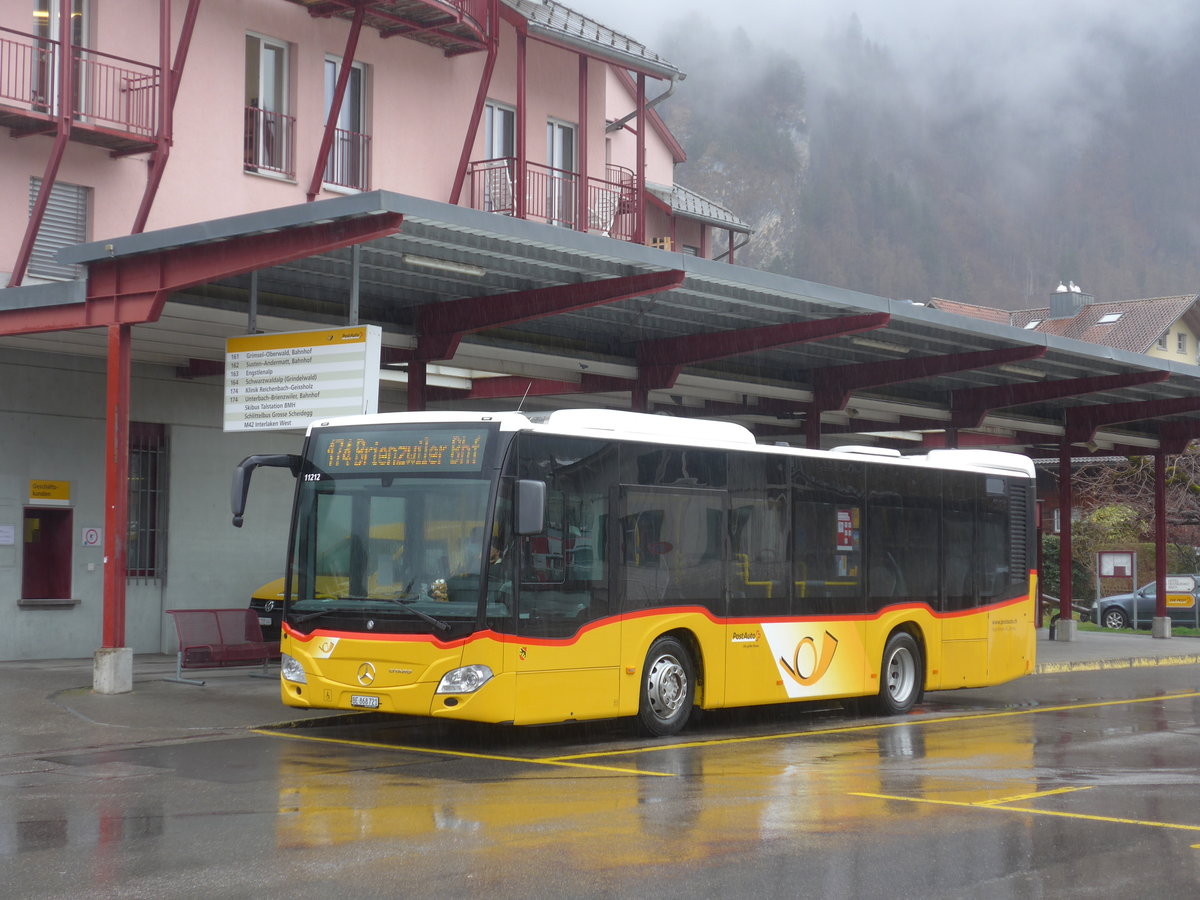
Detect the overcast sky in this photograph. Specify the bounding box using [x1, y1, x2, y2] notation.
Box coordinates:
[567, 0, 1199, 165]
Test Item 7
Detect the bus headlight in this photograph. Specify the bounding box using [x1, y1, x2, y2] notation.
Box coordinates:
[280, 653, 308, 684]
[436, 665, 493, 694]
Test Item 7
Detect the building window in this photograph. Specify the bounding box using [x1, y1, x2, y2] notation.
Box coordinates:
[1178, 333, 1188, 355]
[546, 118, 577, 227]
[21, 507, 73, 602]
[1023, 320, 1040, 329]
[484, 101, 515, 160]
[27, 177, 89, 282]
[33, 0, 87, 114]
[1158, 333, 1169, 350]
[127, 422, 167, 580]
[244, 34, 293, 177]
[323, 56, 369, 191]
[1097, 312, 1123, 324]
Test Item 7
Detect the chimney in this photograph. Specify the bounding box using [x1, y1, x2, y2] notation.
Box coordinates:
[1049, 281, 1095, 318]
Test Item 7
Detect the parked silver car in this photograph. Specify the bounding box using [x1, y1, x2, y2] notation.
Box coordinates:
[1092, 576, 1200, 629]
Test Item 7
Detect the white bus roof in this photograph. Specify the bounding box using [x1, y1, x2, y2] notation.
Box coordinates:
[306, 410, 1035, 479]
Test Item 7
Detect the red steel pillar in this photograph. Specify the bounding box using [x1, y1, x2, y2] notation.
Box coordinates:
[306, 4, 366, 202]
[576, 55, 588, 232]
[1153, 449, 1170, 636]
[102, 324, 132, 649]
[515, 32, 527, 219]
[634, 73, 646, 245]
[1057, 445, 1072, 625]
[407, 362, 427, 411]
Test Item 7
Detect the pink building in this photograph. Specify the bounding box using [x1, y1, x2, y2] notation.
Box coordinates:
[1, 0, 749, 287]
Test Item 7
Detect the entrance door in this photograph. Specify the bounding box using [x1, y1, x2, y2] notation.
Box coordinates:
[22, 507, 73, 599]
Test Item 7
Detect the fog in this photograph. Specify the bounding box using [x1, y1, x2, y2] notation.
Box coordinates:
[571, 0, 1199, 148]
[559, 0, 1200, 306]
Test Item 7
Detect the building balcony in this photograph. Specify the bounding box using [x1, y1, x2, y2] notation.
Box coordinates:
[468, 158, 640, 243]
[323, 127, 372, 191]
[0, 25, 160, 156]
[285, 0, 490, 56]
[244, 106, 297, 178]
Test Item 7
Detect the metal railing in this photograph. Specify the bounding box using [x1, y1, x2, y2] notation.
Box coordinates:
[323, 127, 371, 191]
[467, 158, 640, 242]
[244, 106, 295, 178]
[0, 26, 160, 134]
[75, 45, 159, 134]
[0, 26, 54, 109]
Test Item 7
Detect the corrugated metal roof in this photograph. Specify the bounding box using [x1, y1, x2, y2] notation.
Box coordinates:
[28, 190, 1200, 455]
[928, 298, 1012, 325]
[504, 0, 681, 78]
[660, 182, 752, 233]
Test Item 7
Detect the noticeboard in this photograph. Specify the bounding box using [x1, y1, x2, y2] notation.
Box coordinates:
[223, 326, 381, 432]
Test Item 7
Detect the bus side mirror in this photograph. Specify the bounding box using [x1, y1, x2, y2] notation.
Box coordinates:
[232, 454, 302, 527]
[515, 479, 546, 535]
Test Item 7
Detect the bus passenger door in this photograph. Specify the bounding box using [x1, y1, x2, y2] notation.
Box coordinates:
[509, 489, 620, 725]
[617, 486, 728, 712]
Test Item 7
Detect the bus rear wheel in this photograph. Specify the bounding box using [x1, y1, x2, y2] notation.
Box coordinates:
[874, 632, 923, 715]
[637, 636, 695, 736]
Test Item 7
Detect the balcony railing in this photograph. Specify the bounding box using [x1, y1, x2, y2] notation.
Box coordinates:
[468, 158, 639, 243]
[323, 127, 371, 191]
[0, 26, 160, 136]
[244, 106, 296, 178]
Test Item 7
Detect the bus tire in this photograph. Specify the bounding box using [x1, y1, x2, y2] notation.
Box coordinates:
[637, 636, 695, 736]
[875, 631, 923, 716]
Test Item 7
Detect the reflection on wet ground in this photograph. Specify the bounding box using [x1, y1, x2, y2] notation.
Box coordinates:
[6, 666, 1200, 898]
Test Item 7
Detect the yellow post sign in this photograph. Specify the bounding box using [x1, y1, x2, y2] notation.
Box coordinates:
[29, 480, 70, 505]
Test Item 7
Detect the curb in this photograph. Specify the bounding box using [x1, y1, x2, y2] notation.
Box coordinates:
[1035, 654, 1200, 675]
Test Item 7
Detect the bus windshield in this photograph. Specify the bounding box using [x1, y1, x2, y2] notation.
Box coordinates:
[284, 424, 509, 635]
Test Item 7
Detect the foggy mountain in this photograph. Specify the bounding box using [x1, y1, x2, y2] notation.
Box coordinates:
[623, 6, 1200, 310]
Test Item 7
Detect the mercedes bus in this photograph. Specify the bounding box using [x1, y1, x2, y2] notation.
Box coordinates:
[232, 409, 1036, 736]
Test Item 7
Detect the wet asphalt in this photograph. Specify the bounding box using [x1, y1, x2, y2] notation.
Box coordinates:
[4, 630, 1200, 898]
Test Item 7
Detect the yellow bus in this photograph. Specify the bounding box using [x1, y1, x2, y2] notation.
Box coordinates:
[232, 409, 1036, 736]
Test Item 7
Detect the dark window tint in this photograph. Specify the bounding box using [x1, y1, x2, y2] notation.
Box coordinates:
[619, 486, 725, 613]
[865, 465, 940, 609]
[729, 453, 790, 615]
[621, 442, 727, 488]
[514, 435, 617, 637]
[792, 457, 864, 615]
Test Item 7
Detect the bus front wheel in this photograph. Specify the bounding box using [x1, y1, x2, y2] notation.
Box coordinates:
[875, 631, 923, 715]
[637, 636, 695, 736]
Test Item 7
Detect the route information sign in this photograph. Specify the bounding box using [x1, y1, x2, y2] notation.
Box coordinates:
[223, 326, 381, 432]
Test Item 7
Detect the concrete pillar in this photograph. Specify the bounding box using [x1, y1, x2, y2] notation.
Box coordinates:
[1054, 618, 1079, 642]
[93, 646, 133, 694]
[1152, 617, 1173, 639]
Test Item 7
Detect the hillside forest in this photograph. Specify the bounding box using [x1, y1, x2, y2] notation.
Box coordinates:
[655, 15, 1200, 310]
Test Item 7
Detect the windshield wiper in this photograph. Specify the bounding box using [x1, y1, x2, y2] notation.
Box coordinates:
[291, 608, 336, 624]
[380, 596, 452, 634]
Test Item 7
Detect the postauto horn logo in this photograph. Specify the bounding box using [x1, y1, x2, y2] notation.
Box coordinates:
[780, 631, 838, 687]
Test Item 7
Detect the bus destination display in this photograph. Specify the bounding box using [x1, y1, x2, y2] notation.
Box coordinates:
[315, 428, 489, 473]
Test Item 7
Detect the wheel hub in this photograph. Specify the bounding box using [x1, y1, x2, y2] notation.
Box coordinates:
[647, 655, 686, 717]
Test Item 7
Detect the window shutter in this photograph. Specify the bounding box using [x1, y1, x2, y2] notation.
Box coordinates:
[27, 178, 89, 281]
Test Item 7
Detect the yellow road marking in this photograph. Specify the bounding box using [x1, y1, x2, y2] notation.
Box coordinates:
[251, 727, 672, 776]
[546, 691, 1200, 762]
[853, 790, 1200, 834]
[256, 690, 1200, 777]
[976, 786, 1091, 806]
